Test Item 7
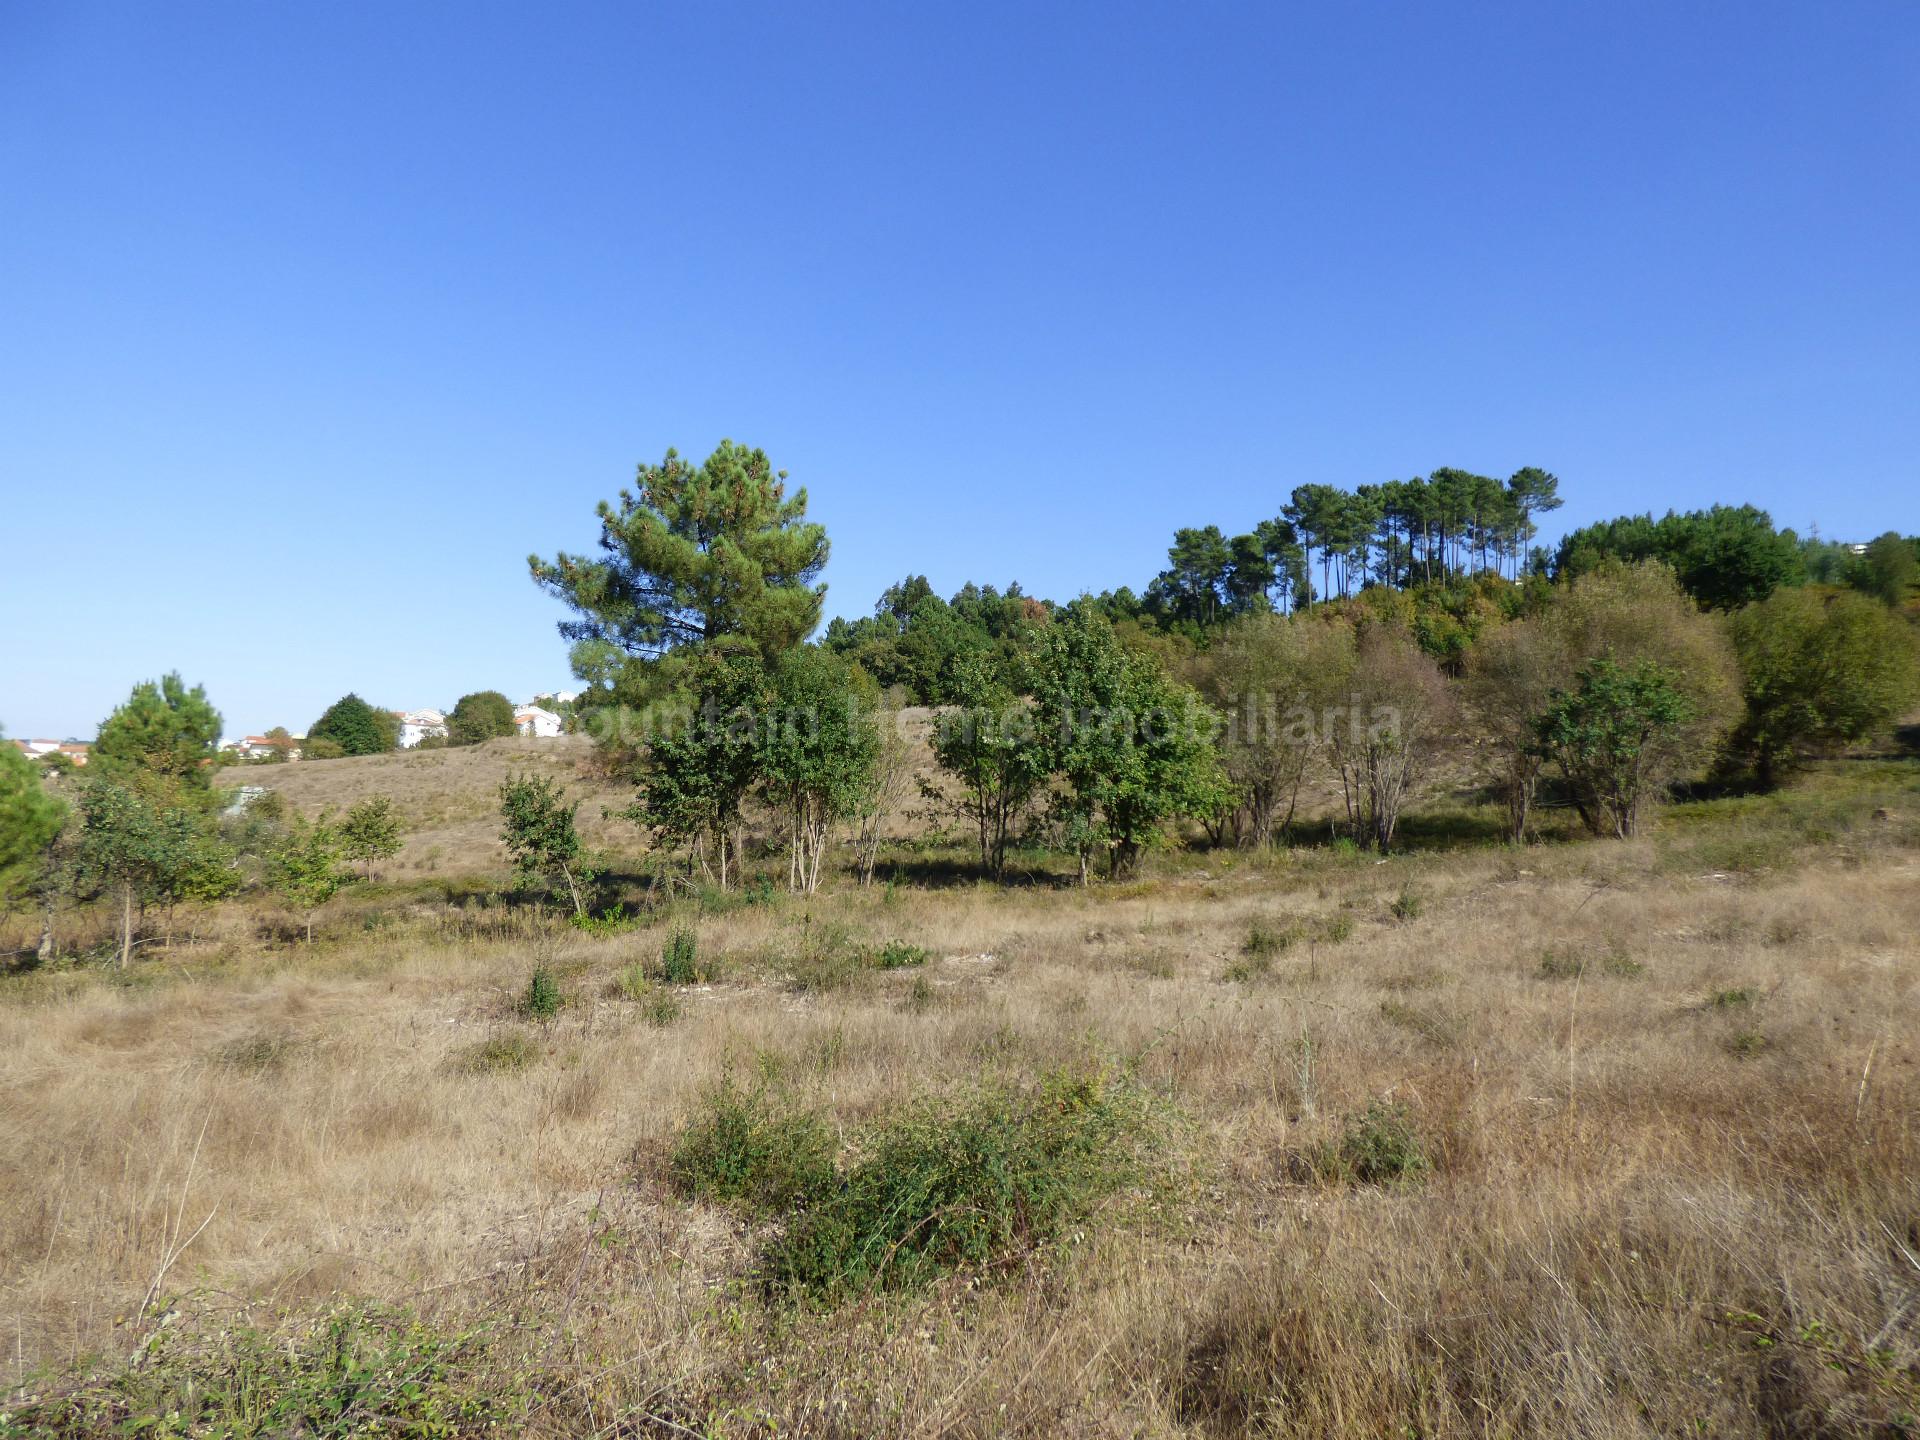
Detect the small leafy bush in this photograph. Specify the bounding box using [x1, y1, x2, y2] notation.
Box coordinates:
[571, 903, 643, 937]
[1388, 889, 1424, 922]
[668, 1074, 837, 1212]
[1323, 1100, 1429, 1187]
[1243, 918, 1296, 960]
[1725, 1028, 1769, 1058]
[1713, 986, 1758, 1009]
[765, 1068, 1156, 1303]
[521, 964, 563, 1020]
[660, 926, 700, 985]
[876, 940, 928, 969]
[1538, 949, 1585, 980]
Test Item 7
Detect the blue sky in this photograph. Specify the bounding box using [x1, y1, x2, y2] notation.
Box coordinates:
[2, 1, 1915, 740]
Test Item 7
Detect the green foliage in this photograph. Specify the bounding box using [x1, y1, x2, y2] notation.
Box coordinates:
[758, 646, 881, 893]
[1031, 606, 1227, 879]
[0, 733, 66, 912]
[1729, 587, 1920, 784]
[1532, 657, 1695, 838]
[338, 796, 403, 879]
[521, 963, 563, 1019]
[668, 1072, 837, 1212]
[497, 772, 592, 916]
[1851, 531, 1918, 606]
[631, 648, 770, 890]
[875, 939, 927, 969]
[4, 1302, 530, 1436]
[530, 440, 829, 687]
[756, 1068, 1157, 1302]
[73, 779, 238, 965]
[446, 690, 518, 745]
[307, 694, 396, 757]
[266, 814, 350, 941]
[1388, 888, 1424, 921]
[660, 925, 700, 984]
[927, 649, 1051, 876]
[90, 671, 223, 795]
[1324, 1100, 1430, 1187]
[1554, 504, 1803, 610]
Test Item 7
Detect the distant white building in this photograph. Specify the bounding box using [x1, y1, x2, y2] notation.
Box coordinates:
[513, 705, 564, 739]
[397, 708, 448, 749]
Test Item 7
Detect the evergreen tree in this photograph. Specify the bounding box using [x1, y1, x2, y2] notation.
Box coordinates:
[308, 694, 396, 757]
[530, 440, 829, 692]
[0, 733, 66, 913]
[92, 673, 222, 794]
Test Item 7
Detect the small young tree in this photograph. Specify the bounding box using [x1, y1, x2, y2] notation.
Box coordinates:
[634, 649, 770, 889]
[1031, 607, 1227, 882]
[1191, 613, 1335, 847]
[267, 814, 350, 942]
[499, 772, 593, 916]
[71, 780, 183, 968]
[447, 691, 518, 745]
[927, 652, 1051, 876]
[1323, 625, 1454, 853]
[308, 694, 396, 757]
[850, 713, 912, 886]
[1, 733, 67, 916]
[1532, 658, 1693, 839]
[757, 647, 881, 894]
[91, 672, 222, 794]
[1729, 587, 1920, 785]
[1461, 617, 1563, 843]
[340, 795, 405, 879]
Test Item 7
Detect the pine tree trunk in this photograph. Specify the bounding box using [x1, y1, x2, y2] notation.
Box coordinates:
[119, 884, 134, 970]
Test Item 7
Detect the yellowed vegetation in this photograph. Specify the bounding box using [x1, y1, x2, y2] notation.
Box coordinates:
[3, 757, 1917, 1436]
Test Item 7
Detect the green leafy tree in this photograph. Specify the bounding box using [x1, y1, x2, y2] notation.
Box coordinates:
[499, 772, 593, 916]
[1555, 505, 1803, 610]
[71, 781, 233, 966]
[308, 694, 395, 757]
[632, 649, 771, 889]
[1852, 532, 1918, 607]
[530, 440, 829, 696]
[756, 647, 881, 893]
[928, 651, 1052, 876]
[1031, 607, 1227, 882]
[267, 814, 350, 943]
[1532, 659, 1694, 838]
[1729, 588, 1920, 785]
[340, 796, 405, 879]
[447, 690, 517, 746]
[92, 673, 222, 795]
[0, 733, 66, 914]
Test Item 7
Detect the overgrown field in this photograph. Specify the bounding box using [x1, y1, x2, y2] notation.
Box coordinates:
[3, 756, 1918, 1437]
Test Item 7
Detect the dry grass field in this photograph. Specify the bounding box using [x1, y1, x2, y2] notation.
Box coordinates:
[2, 751, 1917, 1437]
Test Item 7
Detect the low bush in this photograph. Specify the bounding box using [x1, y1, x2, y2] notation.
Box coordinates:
[521, 964, 563, 1019]
[660, 926, 701, 985]
[456, 1030, 538, 1075]
[875, 940, 928, 969]
[1388, 889, 1424, 921]
[1319, 1100, 1430, 1187]
[765, 1067, 1158, 1303]
[668, 1073, 836, 1212]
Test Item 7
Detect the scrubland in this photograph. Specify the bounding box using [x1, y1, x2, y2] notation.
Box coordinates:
[2, 755, 1917, 1437]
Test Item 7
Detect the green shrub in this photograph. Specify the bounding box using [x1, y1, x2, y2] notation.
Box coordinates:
[660, 926, 700, 985]
[765, 1068, 1156, 1303]
[1538, 949, 1585, 980]
[6, 1303, 528, 1436]
[521, 964, 563, 1019]
[785, 918, 864, 993]
[1713, 986, 1758, 1009]
[1243, 918, 1295, 959]
[876, 940, 928, 969]
[1323, 1100, 1429, 1187]
[571, 903, 643, 937]
[1726, 1029, 1769, 1059]
[1388, 889, 1424, 922]
[668, 1074, 837, 1212]
[1319, 914, 1356, 944]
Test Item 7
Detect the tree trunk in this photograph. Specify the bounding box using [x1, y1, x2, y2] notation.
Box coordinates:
[119, 883, 134, 970]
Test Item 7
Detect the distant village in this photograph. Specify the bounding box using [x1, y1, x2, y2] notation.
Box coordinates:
[8, 692, 578, 769]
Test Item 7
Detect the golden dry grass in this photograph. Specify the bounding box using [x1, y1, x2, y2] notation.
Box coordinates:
[3, 759, 1918, 1436]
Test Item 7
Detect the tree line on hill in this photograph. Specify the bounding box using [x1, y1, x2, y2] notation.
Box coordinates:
[4, 438, 1916, 962]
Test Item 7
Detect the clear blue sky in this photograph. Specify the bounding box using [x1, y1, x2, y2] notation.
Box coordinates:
[3, 1, 1915, 741]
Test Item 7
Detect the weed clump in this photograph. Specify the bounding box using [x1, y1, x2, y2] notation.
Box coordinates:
[766, 1067, 1158, 1302]
[668, 1074, 836, 1212]
[876, 940, 928, 969]
[1388, 889, 1424, 921]
[1315, 1100, 1430, 1187]
[454, 1030, 537, 1075]
[660, 926, 701, 985]
[520, 964, 563, 1020]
